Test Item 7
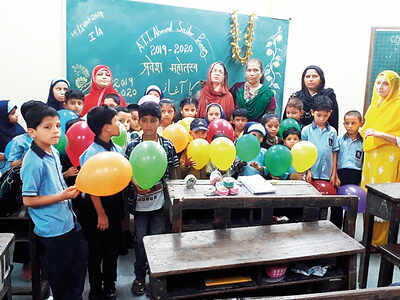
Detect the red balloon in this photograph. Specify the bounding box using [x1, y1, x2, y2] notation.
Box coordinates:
[66, 121, 95, 166]
[311, 180, 337, 195]
[206, 119, 234, 143]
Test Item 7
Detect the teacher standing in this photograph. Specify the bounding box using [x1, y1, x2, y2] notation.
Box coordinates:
[360, 70, 400, 247]
[287, 65, 339, 131]
[230, 58, 276, 122]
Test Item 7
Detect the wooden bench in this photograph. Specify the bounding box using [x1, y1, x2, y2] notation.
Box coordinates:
[144, 220, 364, 299]
[165, 180, 358, 235]
[0, 209, 49, 300]
[0, 233, 14, 300]
[253, 285, 400, 299]
[359, 183, 400, 288]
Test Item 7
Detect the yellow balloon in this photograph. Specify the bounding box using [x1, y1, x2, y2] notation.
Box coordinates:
[76, 152, 132, 196]
[163, 123, 190, 153]
[178, 117, 194, 133]
[187, 138, 210, 170]
[291, 141, 318, 172]
[209, 137, 236, 171]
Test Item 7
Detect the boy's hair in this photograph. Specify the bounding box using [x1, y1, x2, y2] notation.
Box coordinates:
[25, 105, 58, 129]
[138, 101, 161, 120]
[127, 103, 139, 112]
[159, 98, 176, 113]
[260, 113, 279, 125]
[65, 89, 84, 102]
[21, 100, 46, 122]
[180, 97, 199, 109]
[232, 108, 248, 119]
[282, 128, 301, 140]
[87, 106, 117, 136]
[312, 95, 332, 111]
[115, 106, 129, 113]
[103, 93, 120, 106]
[344, 110, 363, 122]
[286, 96, 304, 111]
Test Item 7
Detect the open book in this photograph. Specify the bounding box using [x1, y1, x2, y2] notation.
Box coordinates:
[238, 175, 276, 194]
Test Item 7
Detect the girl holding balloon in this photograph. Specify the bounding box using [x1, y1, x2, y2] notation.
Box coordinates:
[260, 113, 283, 150]
[158, 99, 177, 135]
[125, 102, 180, 296]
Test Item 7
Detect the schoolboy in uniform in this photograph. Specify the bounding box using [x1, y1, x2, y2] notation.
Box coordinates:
[232, 108, 248, 140]
[63, 89, 84, 116]
[301, 95, 339, 185]
[331, 110, 363, 228]
[125, 102, 180, 296]
[21, 105, 87, 300]
[79, 106, 124, 300]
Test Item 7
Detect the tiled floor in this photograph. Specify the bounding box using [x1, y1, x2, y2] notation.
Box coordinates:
[11, 212, 400, 299]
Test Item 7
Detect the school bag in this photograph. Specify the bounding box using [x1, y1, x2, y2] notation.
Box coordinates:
[0, 166, 23, 216]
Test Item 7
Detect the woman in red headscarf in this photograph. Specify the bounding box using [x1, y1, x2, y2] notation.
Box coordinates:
[82, 65, 126, 116]
[197, 62, 234, 120]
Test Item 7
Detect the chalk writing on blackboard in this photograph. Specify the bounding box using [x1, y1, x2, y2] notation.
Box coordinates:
[265, 26, 284, 91]
[88, 25, 104, 42]
[70, 11, 104, 38]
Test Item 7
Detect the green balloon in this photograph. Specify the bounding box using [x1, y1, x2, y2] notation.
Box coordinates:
[129, 141, 168, 189]
[54, 132, 67, 155]
[278, 118, 301, 138]
[111, 124, 127, 147]
[236, 134, 260, 162]
[264, 145, 292, 177]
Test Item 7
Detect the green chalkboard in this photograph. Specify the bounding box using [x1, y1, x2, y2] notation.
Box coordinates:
[364, 27, 400, 113]
[67, 0, 289, 117]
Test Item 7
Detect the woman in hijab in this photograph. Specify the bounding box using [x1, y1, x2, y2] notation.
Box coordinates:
[46, 78, 70, 111]
[360, 70, 400, 247]
[82, 65, 126, 116]
[230, 58, 276, 122]
[198, 62, 234, 120]
[0, 100, 25, 153]
[287, 65, 339, 131]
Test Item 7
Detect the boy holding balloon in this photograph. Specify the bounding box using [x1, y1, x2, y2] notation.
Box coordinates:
[331, 110, 364, 228]
[125, 102, 180, 296]
[301, 96, 339, 185]
[79, 106, 125, 300]
[20, 104, 88, 300]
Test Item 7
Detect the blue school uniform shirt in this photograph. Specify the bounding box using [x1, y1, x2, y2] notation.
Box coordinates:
[21, 142, 76, 237]
[0, 133, 32, 174]
[239, 148, 268, 176]
[338, 133, 363, 171]
[301, 122, 339, 180]
[79, 139, 123, 166]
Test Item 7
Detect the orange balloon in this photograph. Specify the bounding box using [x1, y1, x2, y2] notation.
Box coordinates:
[76, 152, 132, 196]
[163, 123, 190, 153]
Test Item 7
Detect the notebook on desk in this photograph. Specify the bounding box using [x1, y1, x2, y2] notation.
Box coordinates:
[238, 175, 276, 194]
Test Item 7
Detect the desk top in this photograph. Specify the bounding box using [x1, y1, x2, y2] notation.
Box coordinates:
[0, 233, 14, 254]
[144, 220, 364, 277]
[167, 180, 321, 201]
[366, 183, 400, 202]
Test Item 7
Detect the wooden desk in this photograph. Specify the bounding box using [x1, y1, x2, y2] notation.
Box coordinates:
[0, 233, 14, 300]
[0, 209, 49, 300]
[144, 220, 364, 299]
[256, 286, 400, 299]
[166, 180, 358, 236]
[359, 183, 400, 288]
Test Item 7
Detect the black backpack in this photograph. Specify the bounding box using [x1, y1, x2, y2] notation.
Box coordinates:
[0, 166, 23, 216]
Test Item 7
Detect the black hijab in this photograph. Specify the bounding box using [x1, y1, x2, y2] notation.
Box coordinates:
[285, 65, 339, 131]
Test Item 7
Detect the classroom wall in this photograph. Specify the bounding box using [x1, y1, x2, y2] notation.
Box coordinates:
[1, 0, 400, 134]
